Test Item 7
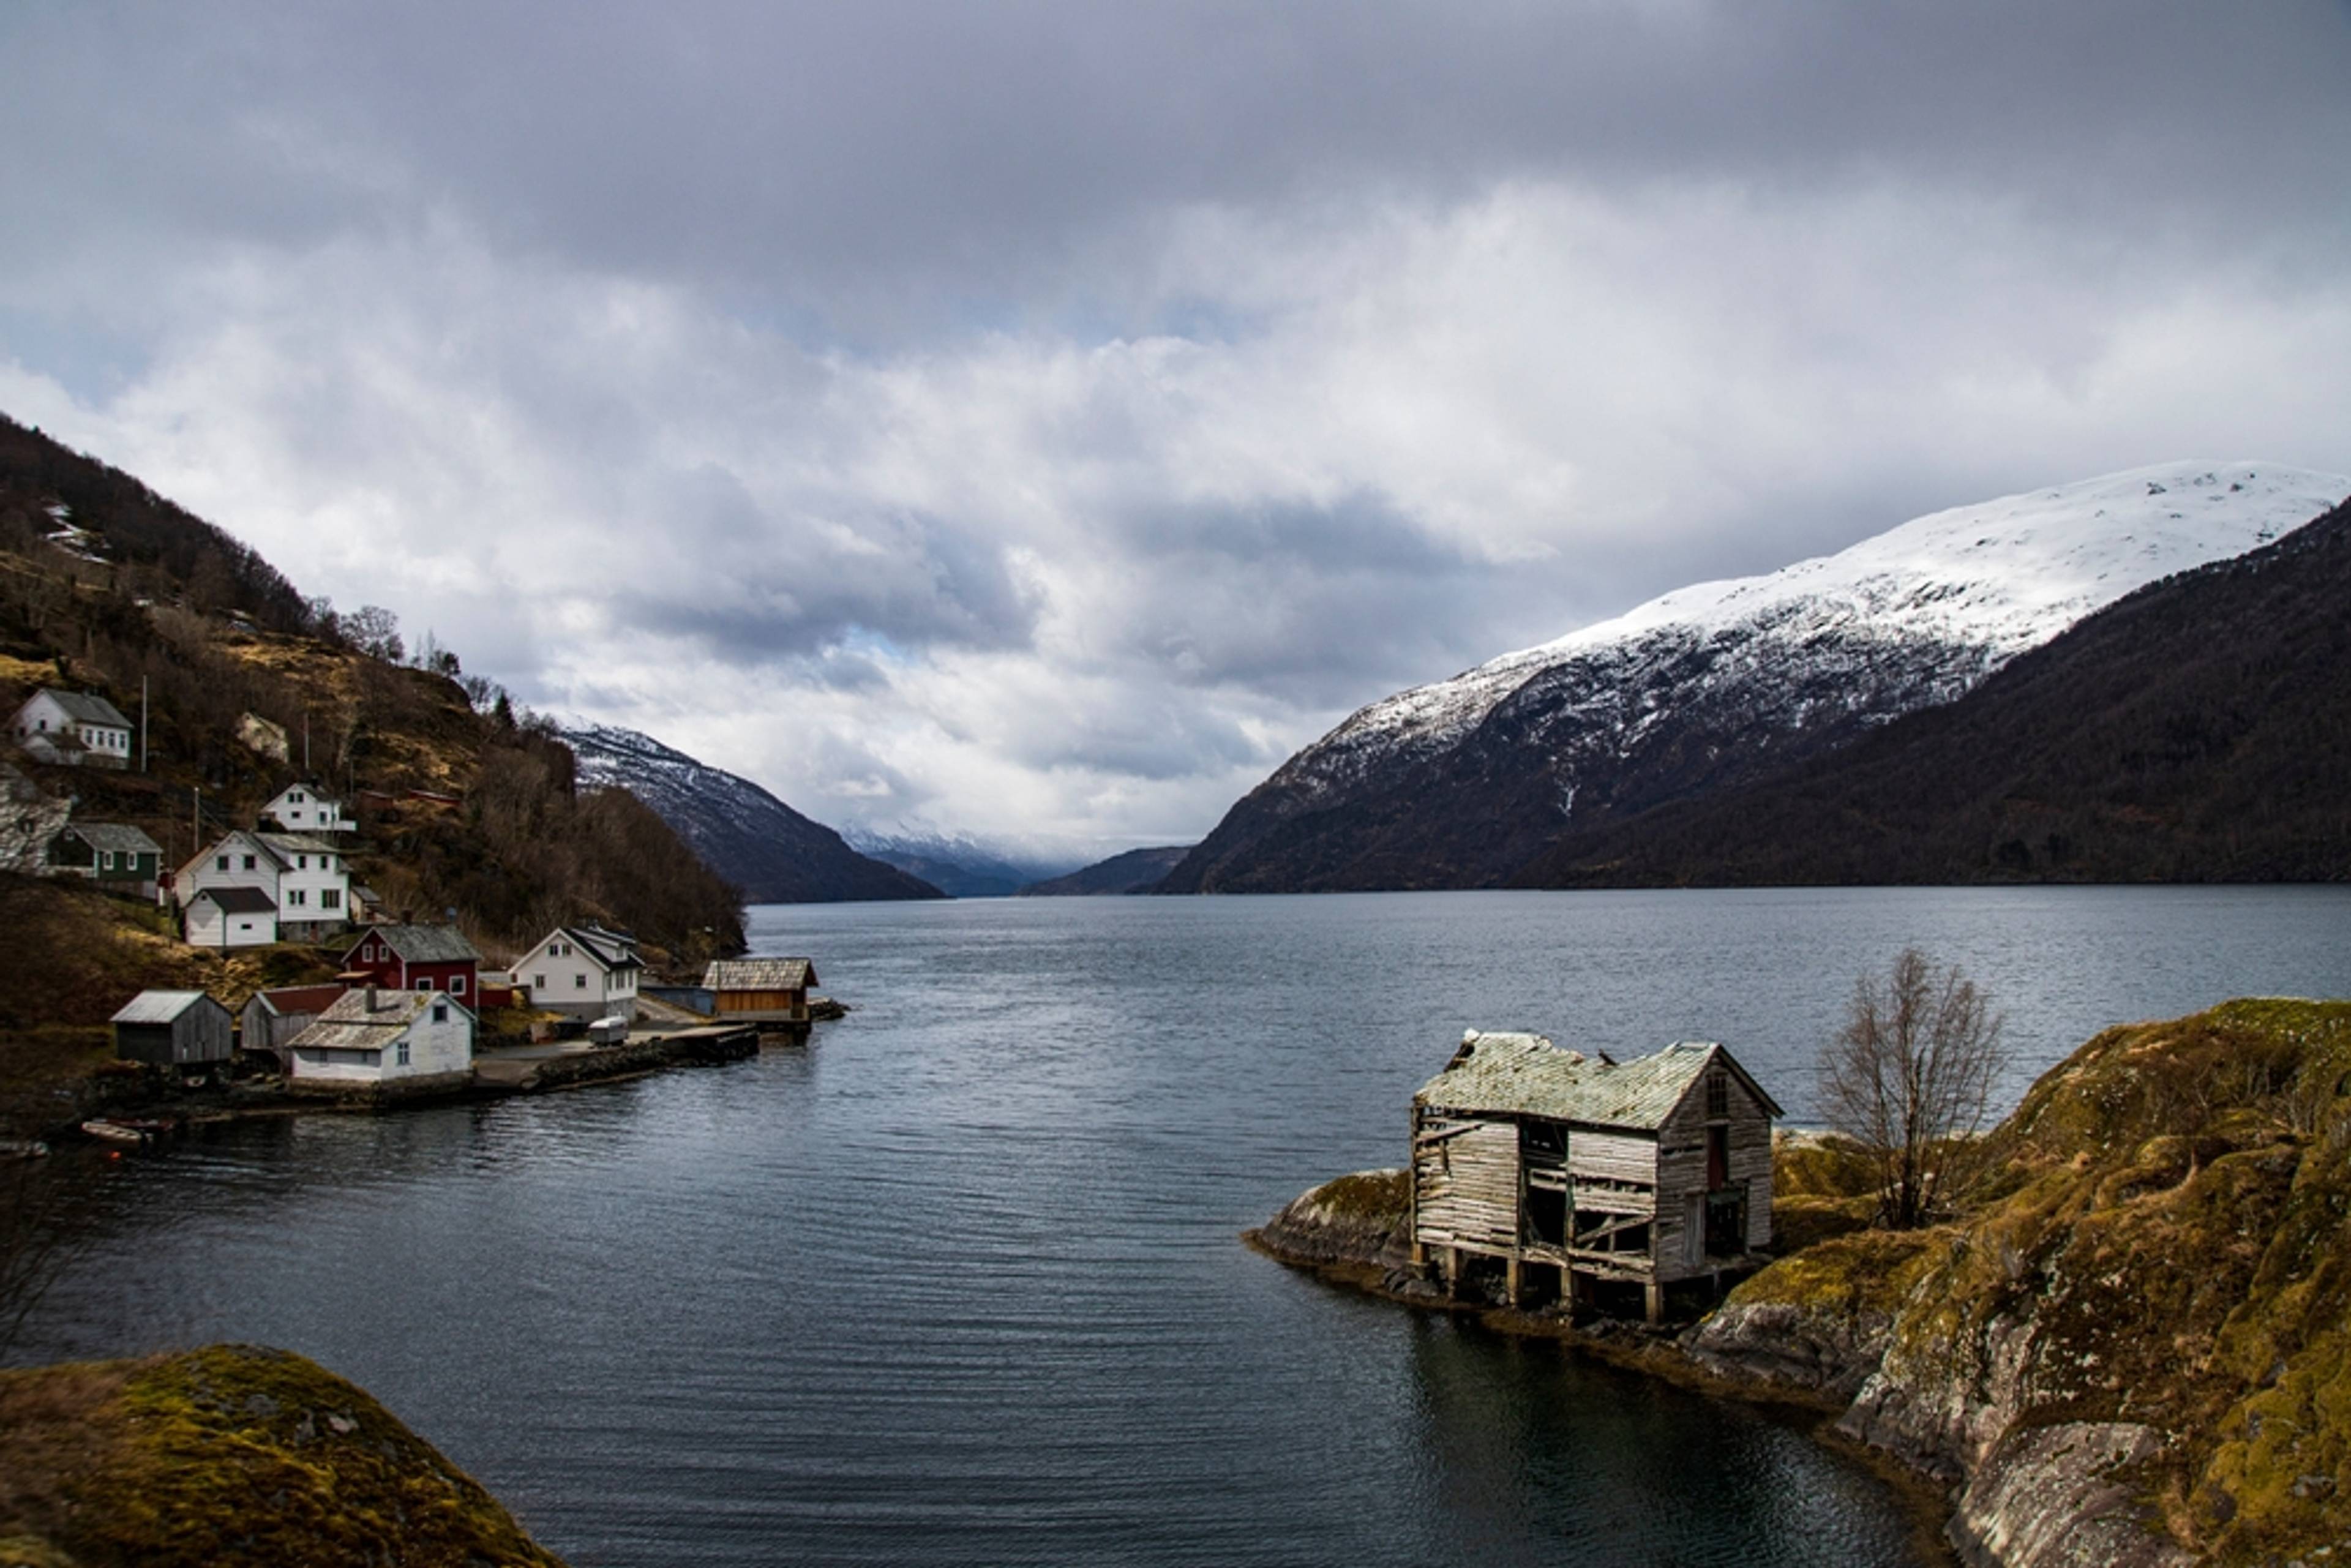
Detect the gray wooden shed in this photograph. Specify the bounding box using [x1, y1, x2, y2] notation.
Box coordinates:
[1411, 1031, 1783, 1322]
[111, 990, 234, 1068]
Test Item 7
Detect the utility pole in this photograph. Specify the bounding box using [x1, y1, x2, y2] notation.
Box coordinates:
[140, 676, 149, 773]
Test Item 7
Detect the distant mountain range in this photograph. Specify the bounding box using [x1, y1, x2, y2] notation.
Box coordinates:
[1017, 845, 1192, 896]
[1159, 462, 2351, 894]
[841, 829, 1078, 898]
[563, 724, 944, 903]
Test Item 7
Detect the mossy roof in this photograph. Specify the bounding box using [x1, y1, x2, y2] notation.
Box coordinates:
[1414, 1032, 1784, 1128]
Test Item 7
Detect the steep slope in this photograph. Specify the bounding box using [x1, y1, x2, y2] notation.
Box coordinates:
[1160, 463, 2350, 893]
[563, 723, 943, 904]
[0, 413, 743, 964]
[1016, 845, 1192, 896]
[1515, 492, 2351, 885]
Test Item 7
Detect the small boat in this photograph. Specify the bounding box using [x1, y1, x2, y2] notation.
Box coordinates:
[81, 1117, 176, 1146]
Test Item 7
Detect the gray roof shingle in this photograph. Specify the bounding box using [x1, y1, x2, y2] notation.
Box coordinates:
[703, 958, 815, 991]
[351, 924, 481, 964]
[64, 823, 162, 856]
[1414, 1033, 1783, 1128]
[111, 989, 217, 1025]
[35, 689, 130, 729]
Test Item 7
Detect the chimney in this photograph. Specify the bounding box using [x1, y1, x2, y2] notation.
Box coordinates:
[364, 985, 377, 1011]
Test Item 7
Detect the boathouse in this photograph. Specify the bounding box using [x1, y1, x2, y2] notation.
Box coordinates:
[111, 990, 234, 1068]
[241, 983, 350, 1067]
[1410, 1031, 1782, 1323]
[701, 957, 817, 1024]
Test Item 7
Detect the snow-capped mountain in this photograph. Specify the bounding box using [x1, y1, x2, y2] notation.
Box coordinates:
[563, 722, 944, 904]
[1158, 462, 2351, 893]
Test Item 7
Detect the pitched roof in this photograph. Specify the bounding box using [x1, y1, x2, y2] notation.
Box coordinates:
[256, 831, 339, 857]
[1414, 1033, 1784, 1129]
[192, 885, 278, 914]
[249, 983, 348, 1017]
[288, 986, 473, 1051]
[703, 958, 815, 990]
[183, 830, 289, 880]
[31, 689, 130, 728]
[541, 923, 640, 972]
[348, 924, 481, 964]
[111, 989, 220, 1025]
[64, 822, 161, 856]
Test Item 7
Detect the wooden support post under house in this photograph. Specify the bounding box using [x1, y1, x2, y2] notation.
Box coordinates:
[1504, 1256, 1522, 1307]
[1644, 1281, 1664, 1326]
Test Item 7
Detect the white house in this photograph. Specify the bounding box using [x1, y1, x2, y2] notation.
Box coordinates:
[12, 688, 132, 768]
[285, 987, 474, 1092]
[516, 923, 642, 1021]
[186, 885, 279, 948]
[174, 829, 350, 943]
[261, 783, 351, 835]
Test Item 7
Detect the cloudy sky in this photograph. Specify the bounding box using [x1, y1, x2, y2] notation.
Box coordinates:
[5, 2, 2350, 861]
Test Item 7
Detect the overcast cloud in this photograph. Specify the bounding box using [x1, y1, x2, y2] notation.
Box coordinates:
[4, 1, 2350, 858]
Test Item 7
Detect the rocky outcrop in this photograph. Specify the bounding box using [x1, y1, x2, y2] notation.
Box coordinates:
[0, 1343, 569, 1567]
[1255, 1000, 2351, 1567]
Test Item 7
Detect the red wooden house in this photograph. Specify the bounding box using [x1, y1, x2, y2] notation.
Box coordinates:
[339, 924, 484, 1005]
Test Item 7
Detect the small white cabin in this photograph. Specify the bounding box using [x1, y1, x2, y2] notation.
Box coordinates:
[186, 885, 279, 948]
[286, 988, 474, 1092]
[516, 923, 642, 1020]
[261, 783, 351, 835]
[12, 689, 132, 768]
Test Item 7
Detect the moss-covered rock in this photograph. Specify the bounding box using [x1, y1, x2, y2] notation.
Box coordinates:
[0, 1344, 566, 1568]
[1695, 998, 2351, 1567]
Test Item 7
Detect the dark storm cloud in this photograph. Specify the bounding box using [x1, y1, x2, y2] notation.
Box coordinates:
[6, 2, 2349, 330]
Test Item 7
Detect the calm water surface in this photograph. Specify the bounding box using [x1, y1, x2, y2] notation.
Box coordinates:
[22, 887, 2351, 1566]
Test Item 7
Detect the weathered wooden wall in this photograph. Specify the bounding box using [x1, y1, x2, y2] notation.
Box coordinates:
[1412, 1116, 1520, 1254]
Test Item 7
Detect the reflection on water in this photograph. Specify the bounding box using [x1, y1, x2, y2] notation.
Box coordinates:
[20, 888, 2351, 1564]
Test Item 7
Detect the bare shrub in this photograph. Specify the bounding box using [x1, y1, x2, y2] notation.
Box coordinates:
[1818, 947, 2011, 1228]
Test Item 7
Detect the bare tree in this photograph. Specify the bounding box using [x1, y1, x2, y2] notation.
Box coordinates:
[1818, 948, 2010, 1228]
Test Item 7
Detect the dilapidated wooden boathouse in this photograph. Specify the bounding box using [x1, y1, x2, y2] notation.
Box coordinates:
[1411, 1030, 1782, 1322]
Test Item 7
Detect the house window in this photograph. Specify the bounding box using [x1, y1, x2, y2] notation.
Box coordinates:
[288, 889, 306, 907]
[1706, 1073, 1728, 1119]
[101, 850, 115, 870]
[397, 1040, 412, 1065]
[217, 855, 230, 872]
[576, 974, 587, 989]
[242, 854, 257, 870]
[451, 975, 467, 994]
[422, 976, 438, 990]
[430, 1003, 448, 1024]
[321, 890, 340, 910]
[532, 975, 544, 990]
[297, 855, 307, 869]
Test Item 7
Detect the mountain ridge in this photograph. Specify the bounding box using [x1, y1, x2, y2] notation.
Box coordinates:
[562, 724, 945, 904]
[1159, 461, 2351, 893]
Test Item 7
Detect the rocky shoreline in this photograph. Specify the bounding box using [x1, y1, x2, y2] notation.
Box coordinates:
[1249, 1000, 2351, 1568]
[1247, 1169, 2164, 1568]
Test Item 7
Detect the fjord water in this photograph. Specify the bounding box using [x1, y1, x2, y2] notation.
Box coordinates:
[23, 887, 2351, 1566]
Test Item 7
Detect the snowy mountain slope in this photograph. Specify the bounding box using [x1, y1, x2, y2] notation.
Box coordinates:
[1158, 462, 2351, 893]
[563, 722, 945, 904]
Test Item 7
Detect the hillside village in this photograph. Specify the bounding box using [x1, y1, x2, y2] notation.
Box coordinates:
[0, 418, 841, 1136]
[4, 677, 831, 1128]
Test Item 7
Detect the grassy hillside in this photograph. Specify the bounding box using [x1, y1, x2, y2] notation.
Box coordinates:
[1713, 999, 2351, 1564]
[0, 412, 744, 969]
[0, 1345, 567, 1568]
